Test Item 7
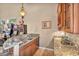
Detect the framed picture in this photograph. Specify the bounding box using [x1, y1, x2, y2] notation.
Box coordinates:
[42, 21, 51, 29]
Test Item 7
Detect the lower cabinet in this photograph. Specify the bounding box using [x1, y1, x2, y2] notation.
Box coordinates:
[24, 45, 32, 56]
[19, 38, 39, 56]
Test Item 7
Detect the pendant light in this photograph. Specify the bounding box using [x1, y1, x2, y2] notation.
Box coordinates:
[20, 3, 25, 19]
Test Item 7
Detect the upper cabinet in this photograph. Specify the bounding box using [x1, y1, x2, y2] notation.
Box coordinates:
[57, 3, 79, 33]
[57, 3, 71, 33]
[58, 3, 79, 34]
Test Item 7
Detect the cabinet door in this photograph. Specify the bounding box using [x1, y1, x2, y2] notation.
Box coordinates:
[57, 4, 62, 30]
[31, 43, 38, 55]
[25, 45, 32, 56]
[64, 4, 71, 32]
[58, 4, 65, 31]
[73, 4, 79, 34]
[19, 38, 39, 56]
[19, 47, 26, 56]
[25, 39, 39, 56]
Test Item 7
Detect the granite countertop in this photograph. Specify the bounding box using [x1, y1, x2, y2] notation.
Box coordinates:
[53, 31, 79, 56]
[3, 34, 39, 50]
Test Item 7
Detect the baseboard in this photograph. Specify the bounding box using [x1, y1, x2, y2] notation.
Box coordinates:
[39, 47, 54, 51]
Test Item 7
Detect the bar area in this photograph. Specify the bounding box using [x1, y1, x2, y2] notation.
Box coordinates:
[0, 18, 39, 56]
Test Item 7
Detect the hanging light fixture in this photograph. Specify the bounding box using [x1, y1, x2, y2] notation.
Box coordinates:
[20, 3, 25, 19]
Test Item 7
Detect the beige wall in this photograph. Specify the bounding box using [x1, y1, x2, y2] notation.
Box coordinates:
[0, 3, 58, 47]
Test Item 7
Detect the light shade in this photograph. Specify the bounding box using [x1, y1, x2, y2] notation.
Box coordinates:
[20, 4, 25, 17]
[20, 8, 25, 16]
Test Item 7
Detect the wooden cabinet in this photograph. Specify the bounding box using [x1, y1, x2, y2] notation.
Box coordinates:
[24, 45, 32, 56]
[73, 4, 79, 33]
[58, 4, 79, 34]
[65, 4, 71, 32]
[19, 38, 39, 56]
[57, 3, 65, 31]
[57, 3, 72, 33]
